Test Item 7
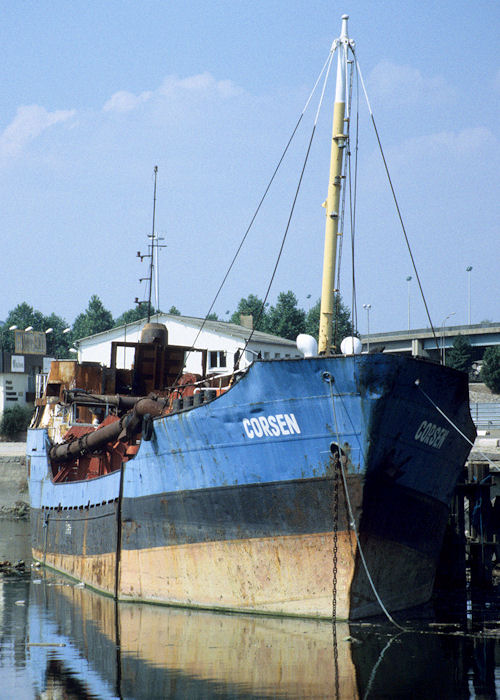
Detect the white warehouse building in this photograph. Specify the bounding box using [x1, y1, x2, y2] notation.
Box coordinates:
[75, 313, 302, 376]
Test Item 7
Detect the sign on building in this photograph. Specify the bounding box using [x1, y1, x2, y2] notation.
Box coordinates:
[14, 330, 47, 355]
[11, 356, 25, 372]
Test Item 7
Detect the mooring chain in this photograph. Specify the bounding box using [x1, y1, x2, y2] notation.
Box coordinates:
[332, 451, 339, 619]
[331, 450, 340, 699]
[324, 370, 406, 632]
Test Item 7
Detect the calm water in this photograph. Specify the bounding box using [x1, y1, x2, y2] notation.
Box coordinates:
[0, 517, 499, 699]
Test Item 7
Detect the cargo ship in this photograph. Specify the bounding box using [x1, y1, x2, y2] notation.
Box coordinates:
[27, 16, 475, 620]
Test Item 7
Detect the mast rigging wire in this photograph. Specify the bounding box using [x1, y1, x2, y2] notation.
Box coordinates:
[243, 47, 337, 352]
[243, 122, 318, 352]
[173, 45, 337, 381]
[353, 52, 440, 352]
[178, 37, 440, 376]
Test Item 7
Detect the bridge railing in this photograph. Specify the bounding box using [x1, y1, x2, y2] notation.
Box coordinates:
[470, 403, 500, 430]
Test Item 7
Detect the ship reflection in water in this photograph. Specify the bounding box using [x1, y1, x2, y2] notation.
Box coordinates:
[16, 570, 495, 699]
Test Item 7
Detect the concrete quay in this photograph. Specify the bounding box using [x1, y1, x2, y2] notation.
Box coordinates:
[0, 442, 26, 457]
[0, 443, 27, 516]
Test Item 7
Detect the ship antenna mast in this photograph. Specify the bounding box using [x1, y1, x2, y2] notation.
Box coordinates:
[318, 15, 351, 355]
[147, 165, 158, 322]
[136, 165, 165, 322]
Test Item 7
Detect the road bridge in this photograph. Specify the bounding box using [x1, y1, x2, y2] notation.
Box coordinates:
[360, 322, 500, 363]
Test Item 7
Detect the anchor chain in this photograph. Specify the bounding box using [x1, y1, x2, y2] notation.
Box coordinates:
[332, 450, 340, 620]
[331, 450, 340, 699]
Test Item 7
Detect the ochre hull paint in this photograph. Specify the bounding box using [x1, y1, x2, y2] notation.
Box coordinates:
[34, 532, 356, 619]
[32, 547, 117, 597]
[118, 531, 356, 619]
[119, 533, 438, 620]
[34, 526, 438, 620]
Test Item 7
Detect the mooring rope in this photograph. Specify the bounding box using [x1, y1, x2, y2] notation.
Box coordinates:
[324, 373, 493, 636]
[326, 376, 406, 630]
[362, 632, 405, 700]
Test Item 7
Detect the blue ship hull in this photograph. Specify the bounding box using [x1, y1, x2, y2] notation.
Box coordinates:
[27, 354, 475, 619]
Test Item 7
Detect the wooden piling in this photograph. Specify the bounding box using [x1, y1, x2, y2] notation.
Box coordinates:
[436, 460, 497, 596]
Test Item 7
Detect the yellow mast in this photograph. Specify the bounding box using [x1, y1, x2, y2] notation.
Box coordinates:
[318, 15, 350, 355]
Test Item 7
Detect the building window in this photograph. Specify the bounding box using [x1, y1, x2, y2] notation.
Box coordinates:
[209, 351, 227, 370]
[274, 353, 280, 358]
[264, 351, 270, 359]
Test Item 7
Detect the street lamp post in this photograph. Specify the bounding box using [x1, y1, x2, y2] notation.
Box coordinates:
[406, 276, 412, 331]
[441, 312, 456, 364]
[466, 266, 473, 325]
[363, 303, 371, 352]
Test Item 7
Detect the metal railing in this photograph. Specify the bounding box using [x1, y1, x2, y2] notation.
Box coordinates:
[470, 403, 500, 430]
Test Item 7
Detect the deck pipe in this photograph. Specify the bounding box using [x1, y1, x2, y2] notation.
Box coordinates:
[48, 396, 168, 463]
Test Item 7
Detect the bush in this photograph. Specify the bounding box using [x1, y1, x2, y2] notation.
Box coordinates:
[480, 347, 500, 394]
[0, 404, 33, 439]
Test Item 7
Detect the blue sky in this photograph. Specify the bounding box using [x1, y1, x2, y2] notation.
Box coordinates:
[0, 0, 498, 335]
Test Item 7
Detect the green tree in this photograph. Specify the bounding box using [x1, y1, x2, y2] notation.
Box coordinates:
[43, 312, 72, 358]
[266, 291, 306, 340]
[480, 347, 500, 394]
[168, 305, 181, 315]
[304, 295, 354, 348]
[305, 301, 321, 339]
[0, 303, 45, 353]
[114, 303, 154, 327]
[0, 304, 71, 358]
[446, 335, 473, 373]
[72, 295, 114, 340]
[230, 294, 269, 332]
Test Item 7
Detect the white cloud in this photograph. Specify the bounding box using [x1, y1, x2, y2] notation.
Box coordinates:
[103, 89, 153, 113]
[0, 104, 76, 158]
[384, 126, 496, 171]
[159, 72, 242, 97]
[368, 60, 455, 107]
[103, 72, 243, 113]
[427, 127, 495, 155]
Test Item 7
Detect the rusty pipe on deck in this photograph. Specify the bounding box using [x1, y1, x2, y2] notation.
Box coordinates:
[49, 396, 168, 463]
[63, 391, 145, 411]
